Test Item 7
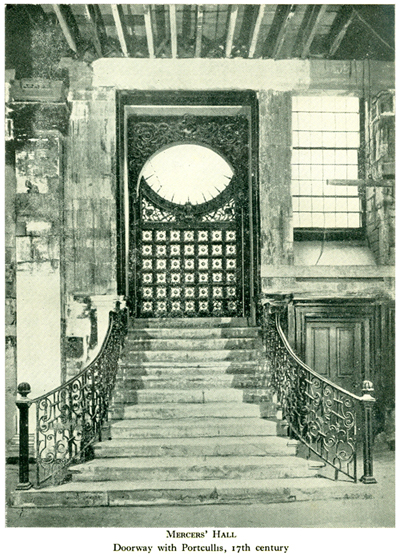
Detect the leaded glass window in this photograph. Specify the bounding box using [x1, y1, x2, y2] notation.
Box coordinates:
[292, 96, 361, 229]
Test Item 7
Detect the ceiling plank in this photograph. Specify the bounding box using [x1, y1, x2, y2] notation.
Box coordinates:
[225, 5, 239, 58]
[328, 7, 356, 57]
[182, 4, 192, 43]
[195, 5, 205, 58]
[302, 5, 327, 58]
[169, 5, 177, 58]
[248, 5, 265, 58]
[263, 5, 296, 59]
[143, 4, 155, 58]
[111, 5, 129, 57]
[52, 4, 80, 54]
[293, 5, 327, 59]
[84, 4, 105, 57]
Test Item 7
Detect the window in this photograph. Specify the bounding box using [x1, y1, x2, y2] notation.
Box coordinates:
[292, 96, 361, 229]
[140, 144, 233, 205]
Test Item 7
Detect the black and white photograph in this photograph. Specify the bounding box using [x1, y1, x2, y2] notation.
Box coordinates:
[4, 1, 395, 543]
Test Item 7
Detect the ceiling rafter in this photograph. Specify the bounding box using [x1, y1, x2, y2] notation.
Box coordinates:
[143, 4, 155, 58]
[248, 4, 265, 58]
[328, 7, 356, 58]
[182, 5, 192, 44]
[293, 4, 327, 59]
[195, 5, 205, 58]
[111, 5, 130, 57]
[52, 4, 80, 54]
[84, 4, 106, 58]
[169, 5, 177, 58]
[225, 5, 239, 58]
[263, 5, 296, 59]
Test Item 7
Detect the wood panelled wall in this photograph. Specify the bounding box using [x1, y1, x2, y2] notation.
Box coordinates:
[288, 298, 395, 433]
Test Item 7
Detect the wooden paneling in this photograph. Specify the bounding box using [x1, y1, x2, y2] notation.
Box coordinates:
[291, 298, 394, 432]
[305, 320, 362, 391]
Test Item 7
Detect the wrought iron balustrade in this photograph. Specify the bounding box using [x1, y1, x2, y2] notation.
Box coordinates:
[262, 301, 376, 484]
[15, 305, 128, 489]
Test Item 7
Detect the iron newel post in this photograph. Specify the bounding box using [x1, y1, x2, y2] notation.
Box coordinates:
[15, 382, 33, 490]
[360, 380, 377, 484]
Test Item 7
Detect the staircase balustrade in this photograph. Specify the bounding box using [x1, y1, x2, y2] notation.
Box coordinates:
[262, 300, 377, 484]
[15, 305, 128, 489]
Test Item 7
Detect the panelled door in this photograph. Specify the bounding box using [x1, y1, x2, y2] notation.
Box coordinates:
[126, 111, 252, 318]
[305, 320, 363, 392]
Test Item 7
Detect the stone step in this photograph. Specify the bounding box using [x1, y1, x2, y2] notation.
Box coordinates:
[69, 455, 322, 483]
[124, 349, 261, 362]
[118, 362, 260, 374]
[12, 475, 377, 508]
[130, 317, 249, 329]
[93, 436, 297, 458]
[114, 374, 259, 390]
[133, 388, 244, 404]
[128, 327, 260, 340]
[125, 337, 260, 351]
[123, 402, 261, 420]
[110, 417, 277, 439]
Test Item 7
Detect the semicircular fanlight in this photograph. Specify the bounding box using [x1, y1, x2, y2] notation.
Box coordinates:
[139, 143, 234, 205]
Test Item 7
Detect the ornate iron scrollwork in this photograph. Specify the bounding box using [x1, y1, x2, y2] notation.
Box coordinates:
[262, 301, 364, 482]
[31, 307, 127, 487]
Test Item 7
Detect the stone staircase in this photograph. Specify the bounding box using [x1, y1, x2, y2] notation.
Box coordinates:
[14, 316, 339, 508]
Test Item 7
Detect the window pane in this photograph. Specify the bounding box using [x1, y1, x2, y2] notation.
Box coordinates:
[348, 214, 361, 227]
[336, 213, 348, 227]
[313, 198, 324, 212]
[336, 198, 348, 212]
[324, 198, 336, 212]
[313, 213, 325, 227]
[346, 97, 360, 112]
[300, 197, 312, 211]
[348, 198, 361, 212]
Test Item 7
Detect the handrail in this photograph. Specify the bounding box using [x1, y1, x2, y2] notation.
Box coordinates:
[275, 314, 364, 403]
[262, 303, 377, 484]
[15, 305, 128, 489]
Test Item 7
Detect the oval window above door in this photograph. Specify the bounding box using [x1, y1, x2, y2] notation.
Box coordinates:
[139, 144, 234, 205]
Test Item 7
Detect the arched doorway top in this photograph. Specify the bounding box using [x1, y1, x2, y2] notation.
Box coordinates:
[138, 143, 234, 206]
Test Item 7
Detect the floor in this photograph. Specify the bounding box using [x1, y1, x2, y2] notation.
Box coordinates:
[5, 444, 395, 529]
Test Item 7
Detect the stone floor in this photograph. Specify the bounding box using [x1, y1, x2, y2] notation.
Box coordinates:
[5, 443, 395, 528]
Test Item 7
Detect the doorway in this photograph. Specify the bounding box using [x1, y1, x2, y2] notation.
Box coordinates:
[117, 91, 259, 319]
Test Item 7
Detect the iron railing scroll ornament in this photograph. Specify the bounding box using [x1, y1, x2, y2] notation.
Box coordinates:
[262, 299, 377, 484]
[16, 304, 128, 488]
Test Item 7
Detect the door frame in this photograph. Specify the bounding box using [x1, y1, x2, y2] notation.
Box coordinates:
[116, 90, 259, 322]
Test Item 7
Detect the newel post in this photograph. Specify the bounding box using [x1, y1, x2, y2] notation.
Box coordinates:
[15, 382, 33, 490]
[360, 380, 377, 484]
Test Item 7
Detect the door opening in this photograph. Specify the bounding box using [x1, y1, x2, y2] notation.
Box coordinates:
[117, 91, 259, 319]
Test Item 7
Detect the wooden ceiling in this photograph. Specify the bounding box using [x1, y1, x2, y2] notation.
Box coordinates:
[7, 4, 395, 67]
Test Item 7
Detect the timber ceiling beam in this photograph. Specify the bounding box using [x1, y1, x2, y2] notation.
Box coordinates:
[248, 4, 265, 58]
[328, 7, 356, 58]
[143, 4, 155, 58]
[293, 4, 327, 58]
[84, 4, 106, 57]
[111, 5, 130, 57]
[195, 5, 205, 58]
[169, 5, 177, 58]
[182, 5, 192, 44]
[52, 4, 81, 54]
[263, 5, 296, 59]
[225, 5, 239, 58]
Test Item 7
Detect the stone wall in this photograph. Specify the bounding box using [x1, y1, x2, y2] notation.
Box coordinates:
[13, 130, 64, 399]
[258, 91, 293, 268]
